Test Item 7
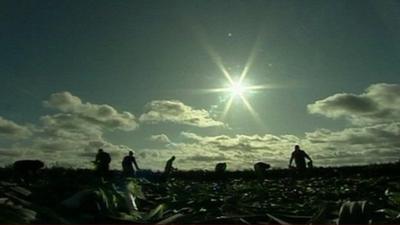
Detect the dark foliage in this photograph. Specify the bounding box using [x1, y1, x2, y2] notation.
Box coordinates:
[0, 162, 400, 224]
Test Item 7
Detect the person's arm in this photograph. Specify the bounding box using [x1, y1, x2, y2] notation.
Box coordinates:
[133, 157, 140, 170]
[304, 152, 312, 162]
[106, 154, 111, 164]
[289, 153, 294, 167]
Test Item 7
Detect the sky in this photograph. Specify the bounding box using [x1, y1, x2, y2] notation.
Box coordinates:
[1, 0, 400, 170]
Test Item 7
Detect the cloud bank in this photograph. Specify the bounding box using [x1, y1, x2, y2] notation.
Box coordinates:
[1, 84, 400, 169]
[308, 83, 400, 125]
[0, 92, 225, 168]
[149, 134, 171, 143]
[0, 92, 137, 167]
[44, 92, 138, 131]
[137, 83, 400, 170]
[139, 100, 224, 127]
[0, 116, 32, 139]
[139, 121, 399, 170]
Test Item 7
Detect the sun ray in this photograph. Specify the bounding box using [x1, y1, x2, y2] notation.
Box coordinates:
[239, 65, 251, 84]
[191, 24, 234, 84]
[221, 96, 234, 120]
[239, 94, 254, 115]
[202, 87, 231, 93]
[246, 84, 274, 91]
[239, 30, 263, 83]
[185, 83, 282, 96]
[206, 47, 234, 84]
[239, 94, 264, 126]
[220, 64, 234, 84]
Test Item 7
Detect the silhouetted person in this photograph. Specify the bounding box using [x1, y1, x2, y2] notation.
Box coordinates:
[122, 151, 140, 177]
[215, 162, 227, 173]
[13, 160, 44, 183]
[254, 162, 270, 181]
[94, 148, 111, 178]
[163, 156, 176, 180]
[289, 145, 312, 170]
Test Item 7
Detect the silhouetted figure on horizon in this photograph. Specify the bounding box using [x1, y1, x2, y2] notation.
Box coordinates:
[122, 151, 140, 177]
[163, 156, 176, 180]
[215, 162, 227, 174]
[13, 160, 44, 183]
[254, 162, 271, 181]
[94, 148, 111, 178]
[289, 145, 312, 170]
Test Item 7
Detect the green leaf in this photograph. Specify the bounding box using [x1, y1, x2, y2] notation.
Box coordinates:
[266, 213, 291, 225]
[156, 213, 185, 225]
[386, 189, 400, 207]
[126, 180, 145, 199]
[0, 204, 36, 224]
[337, 201, 371, 224]
[144, 204, 166, 221]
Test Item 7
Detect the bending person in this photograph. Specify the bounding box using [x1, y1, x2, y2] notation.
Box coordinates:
[163, 156, 176, 180]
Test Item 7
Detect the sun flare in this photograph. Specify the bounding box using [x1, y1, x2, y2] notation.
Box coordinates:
[229, 81, 245, 97]
[196, 32, 271, 124]
[202, 73, 269, 122]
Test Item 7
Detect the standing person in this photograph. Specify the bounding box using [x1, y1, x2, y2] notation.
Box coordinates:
[122, 151, 140, 177]
[289, 145, 312, 170]
[94, 148, 111, 178]
[163, 156, 176, 179]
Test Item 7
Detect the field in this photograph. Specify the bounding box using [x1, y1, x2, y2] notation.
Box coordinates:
[1, 163, 400, 224]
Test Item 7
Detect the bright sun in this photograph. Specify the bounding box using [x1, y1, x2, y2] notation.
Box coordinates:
[230, 81, 245, 97]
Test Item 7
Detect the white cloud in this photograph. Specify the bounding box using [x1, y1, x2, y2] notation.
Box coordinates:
[306, 123, 400, 145]
[149, 134, 171, 143]
[2, 85, 400, 170]
[133, 132, 299, 170]
[0, 91, 137, 168]
[0, 116, 32, 139]
[140, 124, 400, 170]
[308, 83, 400, 125]
[181, 132, 298, 151]
[139, 100, 224, 127]
[44, 91, 138, 131]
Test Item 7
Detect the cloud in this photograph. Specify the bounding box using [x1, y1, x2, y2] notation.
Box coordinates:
[139, 124, 399, 170]
[0, 91, 137, 168]
[0, 116, 32, 139]
[30, 111, 134, 167]
[304, 83, 400, 166]
[149, 134, 171, 143]
[181, 132, 298, 152]
[306, 123, 400, 146]
[139, 100, 224, 127]
[39, 113, 102, 140]
[185, 154, 228, 162]
[135, 132, 300, 170]
[308, 83, 400, 125]
[23, 125, 133, 168]
[304, 122, 400, 165]
[44, 92, 138, 131]
[2, 84, 400, 170]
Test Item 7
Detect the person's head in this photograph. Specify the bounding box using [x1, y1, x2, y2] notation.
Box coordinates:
[98, 148, 103, 153]
[129, 151, 133, 156]
[171, 156, 175, 160]
[294, 145, 300, 151]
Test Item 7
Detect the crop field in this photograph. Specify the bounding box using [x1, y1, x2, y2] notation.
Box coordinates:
[1, 163, 400, 224]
